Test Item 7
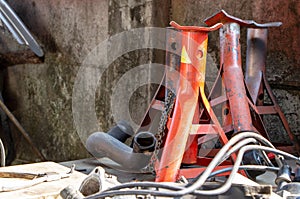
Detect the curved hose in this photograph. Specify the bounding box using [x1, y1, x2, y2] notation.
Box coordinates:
[86, 131, 156, 170]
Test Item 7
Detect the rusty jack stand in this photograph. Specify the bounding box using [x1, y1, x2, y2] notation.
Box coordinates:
[138, 10, 299, 183]
[245, 28, 300, 153]
[153, 22, 240, 182]
[205, 10, 299, 153]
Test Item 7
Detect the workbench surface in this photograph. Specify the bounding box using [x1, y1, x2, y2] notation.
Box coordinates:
[0, 161, 86, 199]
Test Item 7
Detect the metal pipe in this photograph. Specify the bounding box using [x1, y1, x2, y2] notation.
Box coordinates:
[86, 131, 156, 170]
[221, 23, 253, 132]
[107, 120, 134, 143]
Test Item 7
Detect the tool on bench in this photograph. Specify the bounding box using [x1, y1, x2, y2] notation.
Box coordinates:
[0, 164, 75, 192]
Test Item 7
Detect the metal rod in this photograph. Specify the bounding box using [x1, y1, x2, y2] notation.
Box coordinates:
[0, 99, 46, 161]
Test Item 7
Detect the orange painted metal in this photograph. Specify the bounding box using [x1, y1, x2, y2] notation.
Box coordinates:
[221, 22, 253, 132]
[155, 22, 224, 182]
[181, 103, 200, 165]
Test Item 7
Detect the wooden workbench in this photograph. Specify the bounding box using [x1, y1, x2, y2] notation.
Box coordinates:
[0, 161, 87, 199]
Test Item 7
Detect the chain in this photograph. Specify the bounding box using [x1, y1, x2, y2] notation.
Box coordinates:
[146, 90, 176, 174]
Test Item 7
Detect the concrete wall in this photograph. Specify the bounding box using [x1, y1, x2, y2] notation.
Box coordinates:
[3, 0, 110, 162]
[2, 0, 170, 163]
[0, 0, 298, 163]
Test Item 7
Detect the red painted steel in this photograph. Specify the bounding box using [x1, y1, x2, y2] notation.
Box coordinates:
[136, 11, 296, 184]
[204, 10, 280, 134]
[181, 103, 200, 164]
[221, 23, 253, 132]
[155, 22, 223, 182]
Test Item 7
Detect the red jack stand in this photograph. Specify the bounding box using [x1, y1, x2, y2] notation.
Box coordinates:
[205, 10, 299, 154]
[137, 10, 299, 183]
[154, 21, 237, 182]
[138, 21, 234, 182]
[245, 28, 300, 153]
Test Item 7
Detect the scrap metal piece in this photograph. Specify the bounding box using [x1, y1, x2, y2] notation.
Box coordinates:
[0, 0, 44, 56]
[61, 166, 121, 199]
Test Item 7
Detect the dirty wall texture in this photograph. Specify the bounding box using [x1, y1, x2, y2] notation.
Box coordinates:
[3, 0, 110, 162]
[1, 0, 170, 163]
[1, 0, 299, 163]
[171, 0, 300, 142]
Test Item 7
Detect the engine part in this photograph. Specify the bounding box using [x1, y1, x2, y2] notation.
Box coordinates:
[79, 167, 103, 196]
[279, 183, 300, 196]
[60, 186, 84, 199]
[82, 133, 300, 198]
[86, 131, 156, 170]
[132, 131, 156, 153]
[293, 164, 300, 182]
[61, 166, 121, 199]
[242, 150, 266, 179]
[276, 162, 292, 190]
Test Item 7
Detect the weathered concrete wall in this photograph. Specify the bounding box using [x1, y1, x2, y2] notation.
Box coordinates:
[2, 0, 170, 163]
[171, 0, 300, 142]
[102, 0, 170, 130]
[3, 0, 109, 162]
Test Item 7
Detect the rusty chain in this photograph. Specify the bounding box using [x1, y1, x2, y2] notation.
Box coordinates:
[145, 91, 176, 174]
